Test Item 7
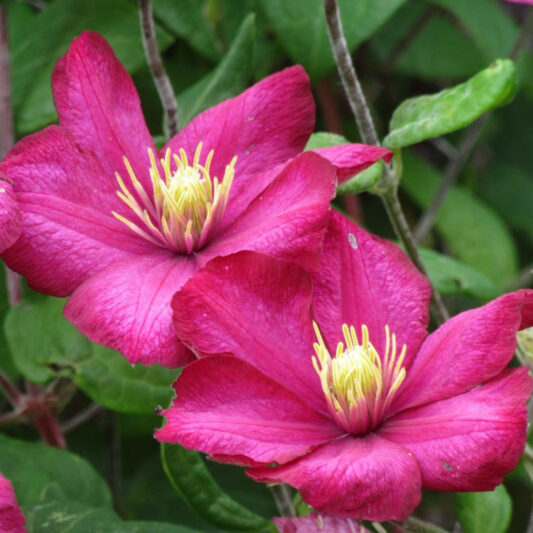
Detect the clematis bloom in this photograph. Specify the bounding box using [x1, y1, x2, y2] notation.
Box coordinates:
[158, 211, 533, 521]
[0, 474, 26, 533]
[0, 31, 390, 367]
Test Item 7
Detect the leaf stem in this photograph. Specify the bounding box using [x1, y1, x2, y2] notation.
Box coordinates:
[395, 516, 450, 533]
[270, 484, 296, 518]
[323, 0, 448, 324]
[138, 0, 178, 137]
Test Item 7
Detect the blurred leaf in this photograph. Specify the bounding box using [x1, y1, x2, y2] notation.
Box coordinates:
[401, 154, 517, 285]
[161, 443, 270, 532]
[371, 7, 485, 80]
[0, 433, 111, 509]
[453, 485, 512, 533]
[9, 0, 173, 135]
[4, 297, 178, 413]
[178, 14, 255, 126]
[418, 248, 499, 300]
[25, 501, 200, 533]
[384, 59, 516, 149]
[304, 131, 348, 150]
[261, 0, 406, 81]
[428, 0, 517, 61]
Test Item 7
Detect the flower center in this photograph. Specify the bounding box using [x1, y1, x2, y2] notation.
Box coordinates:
[112, 143, 236, 254]
[312, 322, 407, 435]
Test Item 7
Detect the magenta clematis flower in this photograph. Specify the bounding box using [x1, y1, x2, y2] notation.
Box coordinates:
[157, 211, 533, 521]
[0, 32, 390, 367]
[274, 514, 368, 533]
[0, 474, 26, 533]
[0, 178, 20, 254]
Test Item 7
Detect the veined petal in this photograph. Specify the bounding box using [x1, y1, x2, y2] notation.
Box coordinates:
[200, 152, 336, 272]
[0, 180, 21, 253]
[163, 66, 315, 227]
[156, 356, 342, 465]
[392, 289, 533, 412]
[312, 211, 431, 369]
[52, 32, 155, 189]
[65, 252, 197, 367]
[172, 251, 328, 414]
[0, 474, 26, 533]
[380, 368, 532, 491]
[249, 435, 422, 521]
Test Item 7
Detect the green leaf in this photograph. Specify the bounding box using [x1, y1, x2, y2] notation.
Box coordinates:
[0, 434, 111, 509]
[418, 248, 499, 300]
[9, 0, 173, 135]
[25, 501, 200, 533]
[384, 59, 516, 149]
[453, 485, 512, 533]
[4, 297, 178, 413]
[304, 132, 349, 151]
[401, 154, 517, 285]
[161, 443, 270, 531]
[428, 0, 517, 61]
[261, 0, 406, 81]
[178, 14, 255, 126]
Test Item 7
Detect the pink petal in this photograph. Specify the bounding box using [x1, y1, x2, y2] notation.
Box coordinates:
[1, 126, 154, 296]
[65, 252, 197, 367]
[162, 66, 315, 227]
[200, 152, 336, 271]
[172, 251, 327, 413]
[507, 0, 533, 4]
[392, 289, 533, 412]
[312, 211, 431, 369]
[0, 180, 20, 254]
[0, 474, 26, 533]
[311, 144, 393, 182]
[52, 32, 155, 189]
[274, 514, 369, 533]
[249, 435, 421, 521]
[156, 355, 342, 465]
[380, 368, 532, 491]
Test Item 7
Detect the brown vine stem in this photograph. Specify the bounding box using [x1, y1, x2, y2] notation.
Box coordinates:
[323, 0, 449, 324]
[138, 0, 178, 137]
[395, 516, 449, 533]
[270, 484, 296, 518]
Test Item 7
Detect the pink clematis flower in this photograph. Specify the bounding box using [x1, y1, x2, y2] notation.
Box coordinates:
[0, 474, 26, 533]
[0, 31, 390, 367]
[157, 211, 533, 521]
[274, 514, 368, 533]
[0, 178, 20, 254]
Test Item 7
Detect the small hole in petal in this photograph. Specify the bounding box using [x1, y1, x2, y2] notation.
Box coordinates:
[348, 233, 358, 249]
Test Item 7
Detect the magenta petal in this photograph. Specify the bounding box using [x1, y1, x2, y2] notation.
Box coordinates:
[156, 356, 342, 465]
[65, 252, 197, 367]
[312, 144, 393, 182]
[380, 368, 532, 491]
[312, 211, 431, 368]
[163, 66, 315, 226]
[0, 474, 26, 533]
[0, 180, 20, 254]
[392, 289, 533, 412]
[172, 251, 327, 413]
[1, 126, 154, 295]
[200, 152, 336, 271]
[274, 515, 369, 533]
[52, 32, 155, 187]
[249, 435, 421, 521]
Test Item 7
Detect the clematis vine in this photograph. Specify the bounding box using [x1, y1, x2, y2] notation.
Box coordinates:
[158, 211, 533, 521]
[0, 31, 390, 367]
[0, 474, 26, 533]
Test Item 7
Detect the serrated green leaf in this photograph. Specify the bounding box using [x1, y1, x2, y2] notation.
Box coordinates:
[453, 485, 512, 533]
[384, 59, 516, 148]
[401, 154, 517, 285]
[419, 248, 499, 300]
[25, 501, 200, 533]
[0, 434, 111, 510]
[9, 0, 173, 135]
[178, 14, 255, 126]
[261, 0, 406, 81]
[161, 443, 270, 531]
[4, 297, 178, 413]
